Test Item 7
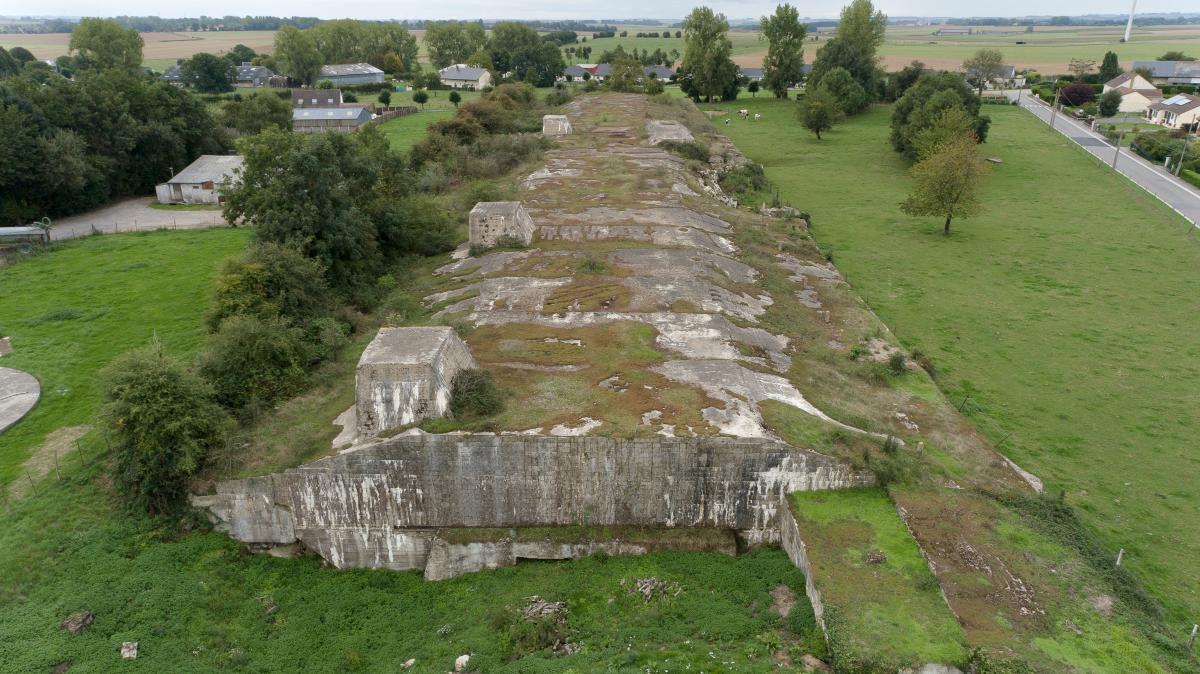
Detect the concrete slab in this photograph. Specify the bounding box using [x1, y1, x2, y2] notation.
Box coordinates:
[0, 366, 39, 434]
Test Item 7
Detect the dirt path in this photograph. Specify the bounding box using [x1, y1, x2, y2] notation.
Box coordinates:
[7, 425, 90, 500]
[48, 197, 229, 242]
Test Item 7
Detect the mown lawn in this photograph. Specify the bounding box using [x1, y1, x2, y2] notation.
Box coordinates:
[0, 228, 251, 484]
[377, 110, 455, 151]
[711, 98, 1200, 625]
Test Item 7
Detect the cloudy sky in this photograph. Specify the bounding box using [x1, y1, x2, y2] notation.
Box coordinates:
[20, 1, 1184, 21]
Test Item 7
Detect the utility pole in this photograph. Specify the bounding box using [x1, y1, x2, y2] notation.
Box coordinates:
[1113, 130, 1126, 169]
[1049, 81, 1061, 131]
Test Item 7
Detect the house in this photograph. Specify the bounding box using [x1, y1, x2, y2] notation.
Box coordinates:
[995, 65, 1025, 89]
[235, 62, 274, 87]
[292, 106, 373, 134]
[643, 65, 674, 80]
[1131, 61, 1200, 86]
[319, 63, 385, 86]
[559, 63, 674, 84]
[160, 64, 185, 86]
[1146, 93, 1200, 130]
[561, 64, 590, 81]
[1102, 72, 1163, 114]
[740, 67, 764, 82]
[155, 155, 244, 205]
[292, 88, 345, 108]
[437, 64, 492, 90]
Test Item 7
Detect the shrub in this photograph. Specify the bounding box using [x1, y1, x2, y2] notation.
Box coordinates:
[544, 86, 573, 106]
[1098, 89, 1121, 117]
[719, 162, 769, 199]
[199, 315, 313, 412]
[206, 243, 333, 331]
[887, 351, 907, 375]
[449, 368, 504, 418]
[658, 139, 710, 162]
[104, 342, 230, 515]
[343, 92, 359, 103]
[378, 89, 391, 105]
[1059, 82, 1095, 106]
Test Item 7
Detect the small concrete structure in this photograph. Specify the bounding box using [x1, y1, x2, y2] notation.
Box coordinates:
[542, 114, 573, 136]
[0, 366, 40, 435]
[155, 155, 244, 205]
[645, 119, 695, 146]
[354, 327, 476, 436]
[468, 201, 535, 249]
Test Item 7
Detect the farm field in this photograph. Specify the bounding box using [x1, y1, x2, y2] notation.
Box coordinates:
[0, 29, 277, 71]
[706, 97, 1200, 626]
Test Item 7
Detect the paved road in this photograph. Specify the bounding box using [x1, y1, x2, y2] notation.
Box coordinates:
[0, 366, 39, 435]
[48, 197, 229, 241]
[1004, 91, 1200, 227]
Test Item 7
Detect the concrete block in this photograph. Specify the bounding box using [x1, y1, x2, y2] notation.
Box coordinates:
[354, 327, 477, 436]
[469, 201, 535, 249]
[542, 114, 573, 136]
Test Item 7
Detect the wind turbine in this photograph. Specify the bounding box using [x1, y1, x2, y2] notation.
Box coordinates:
[1123, 0, 1137, 42]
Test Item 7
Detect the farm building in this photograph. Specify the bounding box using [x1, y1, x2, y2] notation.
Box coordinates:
[155, 155, 244, 205]
[319, 63, 385, 86]
[235, 63, 275, 87]
[740, 67, 764, 82]
[1132, 61, 1200, 86]
[293, 106, 373, 133]
[160, 64, 184, 86]
[292, 89, 345, 108]
[438, 64, 493, 90]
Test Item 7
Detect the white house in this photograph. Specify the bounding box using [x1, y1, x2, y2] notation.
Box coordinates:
[155, 155, 244, 205]
[438, 64, 492, 90]
[1103, 72, 1163, 114]
[1146, 94, 1200, 130]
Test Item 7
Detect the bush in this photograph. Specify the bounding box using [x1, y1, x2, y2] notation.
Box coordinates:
[544, 86, 573, 106]
[199, 315, 313, 412]
[719, 162, 769, 199]
[343, 92, 359, 103]
[104, 342, 230, 515]
[658, 139, 710, 162]
[206, 243, 333, 331]
[378, 89, 391, 105]
[1059, 82, 1095, 106]
[449, 368, 504, 418]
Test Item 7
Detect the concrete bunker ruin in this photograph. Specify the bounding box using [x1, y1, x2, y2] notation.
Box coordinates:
[354, 327, 476, 436]
[542, 114, 573, 136]
[468, 201, 535, 249]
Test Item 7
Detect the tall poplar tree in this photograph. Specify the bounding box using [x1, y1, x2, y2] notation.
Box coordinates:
[759, 4, 807, 99]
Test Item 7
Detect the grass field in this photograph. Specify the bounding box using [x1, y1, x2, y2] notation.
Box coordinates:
[707, 97, 1200, 626]
[0, 229, 250, 485]
[0, 30, 277, 71]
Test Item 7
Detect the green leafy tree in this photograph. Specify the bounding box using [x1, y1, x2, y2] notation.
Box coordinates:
[799, 86, 844, 139]
[200, 314, 314, 412]
[1157, 51, 1195, 61]
[104, 341, 230, 515]
[219, 91, 291, 134]
[181, 52, 236, 93]
[226, 43, 256, 65]
[747, 80, 760, 97]
[836, 0, 887, 58]
[962, 48, 1005, 96]
[1098, 89, 1122, 117]
[900, 131, 989, 234]
[274, 25, 322, 85]
[818, 66, 869, 113]
[69, 18, 143, 71]
[423, 21, 488, 69]
[487, 22, 564, 87]
[413, 89, 429, 107]
[1099, 51, 1122, 81]
[378, 89, 391, 105]
[8, 46, 36, 65]
[807, 37, 877, 100]
[759, 3, 807, 99]
[0, 47, 19, 78]
[891, 71, 990, 159]
[678, 6, 739, 102]
[207, 242, 332, 331]
[910, 106, 975, 160]
[448, 90, 461, 107]
[884, 60, 925, 101]
[606, 54, 645, 92]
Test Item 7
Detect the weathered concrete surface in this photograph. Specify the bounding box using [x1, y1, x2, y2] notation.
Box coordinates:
[646, 119, 695, 145]
[0, 366, 39, 434]
[542, 114, 573, 136]
[196, 435, 874, 570]
[469, 201, 535, 249]
[779, 502, 827, 634]
[354, 327, 476, 436]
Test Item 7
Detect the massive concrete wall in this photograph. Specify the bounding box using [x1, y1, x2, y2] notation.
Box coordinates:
[196, 434, 873, 573]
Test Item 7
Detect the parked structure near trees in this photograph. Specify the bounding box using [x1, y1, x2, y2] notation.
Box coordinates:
[155, 155, 244, 205]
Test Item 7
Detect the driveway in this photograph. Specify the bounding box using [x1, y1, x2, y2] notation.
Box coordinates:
[1004, 91, 1200, 227]
[48, 197, 229, 241]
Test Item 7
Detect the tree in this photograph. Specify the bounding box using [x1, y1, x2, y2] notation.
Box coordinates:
[606, 54, 645, 92]
[103, 341, 230, 515]
[8, 47, 35, 65]
[1098, 89, 1122, 117]
[1099, 51, 1122, 82]
[807, 37, 877, 101]
[200, 314, 315, 412]
[818, 66, 869, 113]
[836, 0, 887, 58]
[0, 48, 19, 78]
[219, 92, 291, 134]
[678, 6, 739, 102]
[910, 106, 975, 160]
[1060, 82, 1095, 106]
[748, 80, 760, 97]
[800, 86, 843, 139]
[423, 21, 488, 69]
[1158, 51, 1195, 62]
[383, 52, 405, 75]
[448, 90, 461, 107]
[759, 3, 807, 99]
[962, 48, 1005, 96]
[884, 60, 925, 101]
[891, 71, 990, 159]
[207, 242, 332, 331]
[900, 132, 988, 235]
[69, 18, 143, 71]
[413, 90, 429, 107]
[274, 25, 322, 85]
[1067, 57, 1096, 80]
[379, 89, 392, 105]
[226, 43, 256, 65]
[486, 22, 564, 87]
[181, 52, 236, 93]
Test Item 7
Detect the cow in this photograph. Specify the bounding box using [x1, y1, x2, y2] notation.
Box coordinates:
[738, 109, 749, 119]
[753, 113, 762, 121]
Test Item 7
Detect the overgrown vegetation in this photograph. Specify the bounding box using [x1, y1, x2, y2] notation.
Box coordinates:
[449, 368, 505, 419]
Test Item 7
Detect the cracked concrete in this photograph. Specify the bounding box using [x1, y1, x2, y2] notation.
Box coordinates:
[0, 366, 39, 435]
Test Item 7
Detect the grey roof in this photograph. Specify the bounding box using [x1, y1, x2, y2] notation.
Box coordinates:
[292, 106, 372, 122]
[168, 155, 244, 185]
[161, 64, 183, 81]
[236, 64, 274, 82]
[593, 63, 612, 76]
[644, 65, 674, 79]
[1149, 93, 1200, 113]
[999, 64, 1017, 78]
[320, 63, 384, 77]
[563, 64, 589, 78]
[292, 89, 344, 106]
[438, 64, 489, 81]
[1133, 61, 1186, 78]
[740, 67, 764, 79]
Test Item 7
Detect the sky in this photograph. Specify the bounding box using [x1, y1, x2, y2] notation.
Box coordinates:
[13, 1, 1188, 22]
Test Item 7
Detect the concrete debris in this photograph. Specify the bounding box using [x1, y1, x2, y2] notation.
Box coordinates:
[521, 167, 581, 190]
[522, 595, 567, 621]
[454, 654, 470, 672]
[894, 411, 919, 432]
[1000, 453, 1045, 494]
[427, 276, 574, 316]
[400, 659, 415, 669]
[645, 119, 695, 145]
[60, 611, 94, 635]
[120, 642, 138, 660]
[626, 576, 682, 602]
[865, 549, 887, 565]
[776, 254, 842, 283]
[435, 250, 538, 279]
[599, 376, 627, 393]
[641, 410, 662, 425]
[542, 114, 572, 136]
[550, 417, 603, 436]
[0, 336, 10, 356]
[800, 654, 832, 672]
[610, 248, 758, 285]
[331, 406, 357, 449]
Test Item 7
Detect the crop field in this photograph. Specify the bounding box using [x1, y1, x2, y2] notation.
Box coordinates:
[0, 29, 277, 70]
[706, 97, 1200, 626]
